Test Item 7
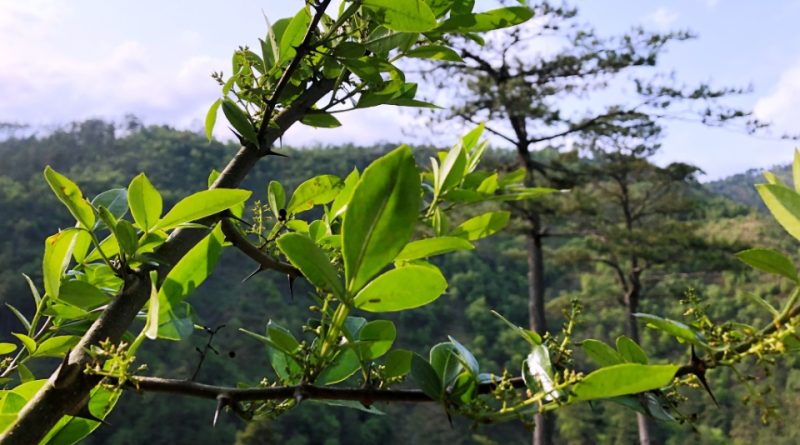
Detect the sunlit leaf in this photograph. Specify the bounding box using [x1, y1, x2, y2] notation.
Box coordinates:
[353, 265, 447, 312]
[570, 364, 679, 401]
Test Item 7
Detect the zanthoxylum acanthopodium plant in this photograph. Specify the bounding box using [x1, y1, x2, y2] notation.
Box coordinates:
[1, 1, 800, 443]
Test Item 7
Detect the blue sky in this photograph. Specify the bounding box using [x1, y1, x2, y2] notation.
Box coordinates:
[1, 1, 798, 180]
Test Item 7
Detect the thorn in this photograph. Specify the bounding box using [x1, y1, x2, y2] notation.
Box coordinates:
[266, 150, 288, 157]
[288, 274, 296, 300]
[689, 346, 718, 407]
[241, 266, 263, 283]
[213, 395, 228, 427]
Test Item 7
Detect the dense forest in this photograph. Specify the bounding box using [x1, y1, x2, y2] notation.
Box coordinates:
[0, 120, 797, 444]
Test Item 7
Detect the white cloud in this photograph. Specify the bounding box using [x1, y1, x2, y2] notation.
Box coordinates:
[754, 59, 800, 133]
[644, 7, 679, 30]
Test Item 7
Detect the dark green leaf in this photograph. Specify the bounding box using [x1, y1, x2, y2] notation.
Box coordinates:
[357, 320, 396, 360]
[301, 112, 342, 128]
[384, 349, 413, 379]
[115, 219, 138, 256]
[279, 7, 311, 65]
[736, 248, 798, 282]
[317, 349, 360, 385]
[429, 343, 462, 389]
[58, 280, 109, 309]
[580, 339, 623, 367]
[221, 98, 258, 144]
[91, 189, 128, 221]
[438, 6, 533, 32]
[616, 336, 648, 364]
[634, 313, 707, 346]
[405, 44, 462, 61]
[411, 353, 442, 400]
[31, 336, 79, 358]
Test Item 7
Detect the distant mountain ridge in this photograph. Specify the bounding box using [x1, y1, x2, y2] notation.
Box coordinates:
[704, 163, 792, 211]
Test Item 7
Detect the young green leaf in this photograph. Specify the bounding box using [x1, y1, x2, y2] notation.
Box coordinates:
[0, 343, 16, 356]
[278, 7, 311, 65]
[395, 236, 474, 261]
[115, 219, 139, 256]
[43, 229, 79, 299]
[12, 333, 37, 354]
[277, 233, 344, 298]
[152, 189, 251, 231]
[437, 143, 467, 195]
[735, 248, 798, 282]
[448, 336, 479, 377]
[329, 169, 359, 220]
[43, 167, 96, 230]
[570, 364, 679, 401]
[437, 6, 533, 32]
[757, 183, 800, 242]
[363, 0, 438, 32]
[91, 188, 128, 221]
[205, 98, 222, 141]
[342, 145, 421, 293]
[267, 180, 286, 220]
[452, 211, 510, 240]
[353, 265, 447, 312]
[286, 175, 343, 215]
[317, 349, 361, 385]
[128, 173, 162, 233]
[490, 310, 542, 345]
[31, 336, 79, 358]
[267, 321, 300, 355]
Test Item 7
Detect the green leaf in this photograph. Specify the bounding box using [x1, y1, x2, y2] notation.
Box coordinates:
[301, 112, 342, 128]
[438, 143, 467, 194]
[31, 336, 79, 358]
[363, 0, 437, 32]
[205, 98, 222, 141]
[757, 183, 800, 242]
[580, 339, 623, 367]
[438, 6, 533, 32]
[128, 174, 162, 233]
[395, 236, 474, 261]
[267, 321, 300, 355]
[616, 336, 648, 364]
[279, 7, 311, 65]
[221, 98, 258, 144]
[736, 248, 798, 282]
[448, 336, 479, 376]
[490, 310, 541, 345]
[429, 343, 462, 389]
[524, 345, 557, 398]
[91, 188, 128, 221]
[144, 273, 160, 341]
[383, 349, 412, 379]
[452, 211, 510, 240]
[318, 349, 360, 385]
[22, 273, 42, 307]
[342, 145, 421, 293]
[12, 333, 36, 354]
[0, 343, 16, 355]
[43, 167, 95, 230]
[277, 233, 344, 298]
[634, 313, 707, 346]
[357, 320, 396, 360]
[153, 189, 251, 231]
[6, 304, 31, 334]
[353, 265, 447, 312]
[115, 219, 138, 256]
[286, 175, 343, 215]
[405, 44, 462, 62]
[570, 364, 679, 401]
[268, 180, 286, 219]
[411, 353, 442, 400]
[329, 169, 359, 220]
[58, 280, 109, 309]
[43, 229, 79, 299]
[157, 225, 224, 340]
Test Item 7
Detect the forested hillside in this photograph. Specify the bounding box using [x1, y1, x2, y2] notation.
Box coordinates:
[1, 121, 798, 444]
